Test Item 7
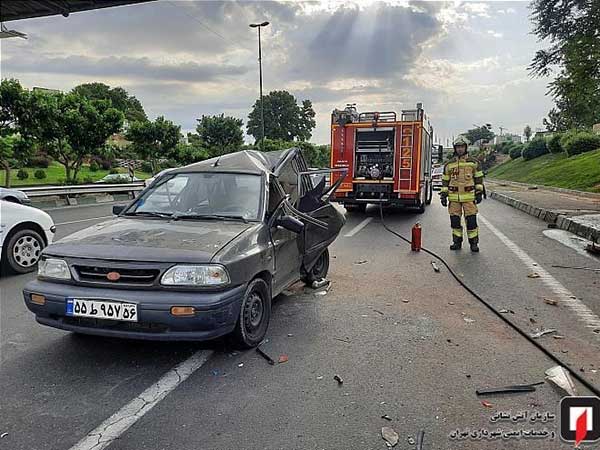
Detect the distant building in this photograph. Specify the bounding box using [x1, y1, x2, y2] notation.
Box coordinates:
[534, 130, 553, 139]
[593, 123, 600, 134]
[32, 87, 61, 94]
[493, 134, 522, 145]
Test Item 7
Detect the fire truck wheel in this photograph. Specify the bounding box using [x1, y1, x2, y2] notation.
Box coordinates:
[302, 248, 330, 285]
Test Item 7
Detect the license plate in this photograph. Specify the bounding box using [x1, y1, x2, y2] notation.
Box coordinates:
[66, 298, 138, 322]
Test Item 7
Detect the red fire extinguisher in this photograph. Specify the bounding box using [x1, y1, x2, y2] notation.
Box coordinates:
[411, 223, 422, 251]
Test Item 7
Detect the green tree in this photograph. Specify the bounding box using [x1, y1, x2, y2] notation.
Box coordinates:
[126, 116, 181, 174]
[37, 93, 123, 183]
[247, 90, 316, 143]
[71, 82, 147, 123]
[464, 125, 495, 146]
[195, 114, 243, 156]
[530, 0, 600, 128]
[523, 125, 532, 142]
[543, 107, 568, 132]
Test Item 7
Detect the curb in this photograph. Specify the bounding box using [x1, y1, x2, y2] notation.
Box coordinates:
[489, 191, 600, 242]
[488, 179, 600, 199]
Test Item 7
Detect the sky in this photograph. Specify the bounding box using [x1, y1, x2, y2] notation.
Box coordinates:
[0, 0, 554, 145]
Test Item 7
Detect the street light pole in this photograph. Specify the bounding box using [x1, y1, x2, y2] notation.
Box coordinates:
[250, 21, 269, 149]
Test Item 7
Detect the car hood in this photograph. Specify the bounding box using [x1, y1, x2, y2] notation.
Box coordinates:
[45, 217, 254, 263]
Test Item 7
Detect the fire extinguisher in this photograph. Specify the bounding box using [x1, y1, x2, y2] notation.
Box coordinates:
[411, 223, 422, 251]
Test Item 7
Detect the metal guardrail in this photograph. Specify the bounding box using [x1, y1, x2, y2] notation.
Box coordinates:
[19, 182, 145, 198]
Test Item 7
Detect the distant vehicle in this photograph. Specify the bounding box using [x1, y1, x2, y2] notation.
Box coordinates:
[24, 149, 346, 347]
[95, 174, 141, 184]
[144, 168, 176, 187]
[0, 188, 31, 205]
[1, 200, 55, 274]
[330, 103, 434, 213]
[431, 166, 444, 190]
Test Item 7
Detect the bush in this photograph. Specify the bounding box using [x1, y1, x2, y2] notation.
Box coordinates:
[16, 168, 29, 180]
[547, 134, 563, 154]
[34, 169, 46, 180]
[140, 161, 153, 173]
[29, 156, 50, 168]
[522, 139, 549, 160]
[83, 176, 94, 184]
[109, 168, 120, 174]
[562, 131, 600, 157]
[509, 146, 522, 159]
[89, 161, 100, 172]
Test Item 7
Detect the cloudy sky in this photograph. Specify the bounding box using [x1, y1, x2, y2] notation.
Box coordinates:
[1, 0, 553, 145]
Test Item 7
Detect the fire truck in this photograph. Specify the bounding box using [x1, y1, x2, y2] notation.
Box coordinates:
[330, 103, 434, 212]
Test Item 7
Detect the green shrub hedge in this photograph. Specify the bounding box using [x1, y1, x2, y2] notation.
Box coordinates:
[509, 146, 523, 159]
[34, 169, 47, 180]
[522, 139, 548, 160]
[562, 131, 600, 156]
[547, 134, 563, 153]
[16, 168, 29, 180]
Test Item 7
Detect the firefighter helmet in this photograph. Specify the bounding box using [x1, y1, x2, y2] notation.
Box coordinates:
[453, 136, 470, 147]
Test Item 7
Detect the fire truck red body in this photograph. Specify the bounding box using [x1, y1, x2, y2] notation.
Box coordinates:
[330, 104, 434, 212]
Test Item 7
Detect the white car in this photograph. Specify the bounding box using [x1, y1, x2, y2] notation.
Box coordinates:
[431, 166, 444, 190]
[95, 174, 142, 184]
[0, 200, 55, 274]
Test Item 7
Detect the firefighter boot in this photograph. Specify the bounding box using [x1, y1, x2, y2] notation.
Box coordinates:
[450, 236, 462, 250]
[469, 237, 479, 253]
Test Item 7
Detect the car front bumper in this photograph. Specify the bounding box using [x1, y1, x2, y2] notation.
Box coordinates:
[23, 279, 245, 341]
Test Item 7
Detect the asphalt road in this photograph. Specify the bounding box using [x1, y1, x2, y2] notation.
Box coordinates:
[2, 197, 599, 450]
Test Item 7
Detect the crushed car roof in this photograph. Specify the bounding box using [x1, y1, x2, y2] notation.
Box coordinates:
[172, 149, 298, 175]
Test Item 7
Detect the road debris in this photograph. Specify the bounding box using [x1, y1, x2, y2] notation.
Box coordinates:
[551, 264, 600, 272]
[448, 301, 455, 305]
[528, 272, 541, 278]
[256, 347, 275, 365]
[381, 427, 399, 447]
[530, 328, 557, 338]
[354, 259, 368, 265]
[481, 400, 493, 408]
[476, 382, 544, 396]
[316, 376, 324, 380]
[381, 415, 393, 421]
[312, 278, 330, 289]
[499, 308, 515, 314]
[334, 337, 351, 344]
[334, 375, 344, 385]
[463, 317, 475, 324]
[553, 335, 565, 339]
[278, 354, 289, 364]
[402, 299, 410, 303]
[586, 242, 600, 255]
[431, 261, 440, 272]
[529, 318, 537, 324]
[545, 366, 577, 396]
[373, 309, 385, 316]
[416, 430, 425, 450]
[408, 436, 416, 445]
[238, 363, 244, 368]
[287, 333, 293, 337]
[0, 433, 7, 439]
[544, 298, 559, 306]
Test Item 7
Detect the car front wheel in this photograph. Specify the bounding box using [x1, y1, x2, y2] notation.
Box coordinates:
[231, 278, 271, 348]
[4, 229, 45, 274]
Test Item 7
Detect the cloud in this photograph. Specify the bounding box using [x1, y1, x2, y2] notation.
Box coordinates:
[487, 30, 504, 38]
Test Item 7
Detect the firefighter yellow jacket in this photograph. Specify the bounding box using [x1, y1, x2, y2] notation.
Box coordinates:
[440, 155, 484, 202]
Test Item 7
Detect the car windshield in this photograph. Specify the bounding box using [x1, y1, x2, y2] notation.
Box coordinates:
[127, 172, 263, 221]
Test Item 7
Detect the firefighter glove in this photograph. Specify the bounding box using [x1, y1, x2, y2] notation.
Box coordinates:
[440, 193, 448, 207]
[475, 191, 483, 204]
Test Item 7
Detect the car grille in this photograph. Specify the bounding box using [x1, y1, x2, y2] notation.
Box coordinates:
[73, 265, 160, 285]
[62, 316, 169, 333]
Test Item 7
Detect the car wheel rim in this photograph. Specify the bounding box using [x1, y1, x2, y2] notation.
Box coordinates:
[12, 235, 42, 268]
[244, 292, 263, 334]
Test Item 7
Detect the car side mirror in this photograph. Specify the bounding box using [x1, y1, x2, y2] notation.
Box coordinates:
[112, 205, 125, 215]
[276, 215, 304, 234]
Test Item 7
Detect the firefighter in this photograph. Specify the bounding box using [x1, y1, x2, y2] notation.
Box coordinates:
[439, 136, 484, 252]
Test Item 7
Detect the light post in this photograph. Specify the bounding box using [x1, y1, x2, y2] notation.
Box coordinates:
[249, 21, 269, 149]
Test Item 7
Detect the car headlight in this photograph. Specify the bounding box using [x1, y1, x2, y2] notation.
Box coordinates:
[161, 265, 230, 287]
[38, 258, 71, 280]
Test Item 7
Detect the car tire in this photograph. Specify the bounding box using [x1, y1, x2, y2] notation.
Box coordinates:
[231, 278, 271, 348]
[301, 248, 330, 285]
[3, 228, 45, 274]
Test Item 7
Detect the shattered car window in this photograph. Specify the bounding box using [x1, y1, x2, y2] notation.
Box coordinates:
[131, 172, 263, 220]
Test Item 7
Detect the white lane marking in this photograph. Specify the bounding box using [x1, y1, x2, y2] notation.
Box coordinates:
[480, 215, 600, 331]
[344, 217, 373, 237]
[70, 350, 212, 450]
[543, 229, 599, 261]
[56, 216, 112, 226]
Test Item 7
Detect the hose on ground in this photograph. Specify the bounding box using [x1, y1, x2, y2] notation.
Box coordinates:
[377, 201, 600, 397]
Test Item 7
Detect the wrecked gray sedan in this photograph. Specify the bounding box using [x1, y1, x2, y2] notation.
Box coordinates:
[23, 149, 346, 347]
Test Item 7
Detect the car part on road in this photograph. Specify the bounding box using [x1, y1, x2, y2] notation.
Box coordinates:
[256, 347, 275, 365]
[377, 201, 600, 398]
[333, 374, 343, 385]
[278, 354, 288, 364]
[475, 381, 544, 396]
[481, 400, 493, 408]
[381, 415, 392, 421]
[586, 242, 600, 254]
[430, 261, 440, 272]
[545, 365, 577, 396]
[381, 427, 399, 447]
[527, 272, 541, 278]
[530, 328, 557, 338]
[416, 430, 425, 450]
[544, 298, 559, 306]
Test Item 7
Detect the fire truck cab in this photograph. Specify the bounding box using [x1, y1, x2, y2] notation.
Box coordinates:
[330, 103, 434, 212]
